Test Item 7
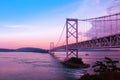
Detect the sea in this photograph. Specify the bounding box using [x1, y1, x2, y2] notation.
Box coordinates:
[0, 51, 120, 80]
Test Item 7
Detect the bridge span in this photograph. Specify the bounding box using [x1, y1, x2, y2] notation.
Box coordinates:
[50, 13, 120, 58]
[54, 33, 120, 50]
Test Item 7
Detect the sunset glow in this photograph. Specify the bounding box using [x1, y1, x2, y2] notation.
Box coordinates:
[0, 0, 114, 49]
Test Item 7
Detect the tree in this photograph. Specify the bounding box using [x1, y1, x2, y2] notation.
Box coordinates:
[92, 57, 120, 74]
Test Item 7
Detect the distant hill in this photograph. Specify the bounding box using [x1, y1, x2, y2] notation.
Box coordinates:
[0, 47, 48, 53]
[15, 47, 48, 53]
[0, 48, 14, 52]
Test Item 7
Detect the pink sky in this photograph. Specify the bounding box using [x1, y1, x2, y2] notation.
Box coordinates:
[0, 0, 117, 49]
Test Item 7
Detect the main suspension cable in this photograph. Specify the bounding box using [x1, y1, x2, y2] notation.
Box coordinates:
[55, 23, 66, 47]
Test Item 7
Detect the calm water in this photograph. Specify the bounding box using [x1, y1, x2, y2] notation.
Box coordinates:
[0, 51, 120, 80]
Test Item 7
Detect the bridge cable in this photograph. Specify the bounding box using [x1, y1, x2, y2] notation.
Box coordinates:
[55, 23, 66, 47]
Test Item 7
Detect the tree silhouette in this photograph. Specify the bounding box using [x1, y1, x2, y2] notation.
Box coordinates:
[92, 57, 120, 74]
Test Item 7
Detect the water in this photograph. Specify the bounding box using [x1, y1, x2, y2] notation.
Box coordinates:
[0, 51, 120, 80]
[55, 51, 120, 75]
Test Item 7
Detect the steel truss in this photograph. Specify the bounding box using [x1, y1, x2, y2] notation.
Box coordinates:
[66, 18, 78, 58]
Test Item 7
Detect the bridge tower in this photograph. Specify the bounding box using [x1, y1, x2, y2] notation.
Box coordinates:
[66, 18, 78, 59]
[49, 42, 54, 55]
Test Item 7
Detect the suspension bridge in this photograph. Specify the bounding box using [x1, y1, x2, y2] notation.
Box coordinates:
[49, 12, 120, 59]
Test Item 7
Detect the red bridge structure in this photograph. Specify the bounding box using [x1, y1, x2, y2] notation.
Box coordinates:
[49, 13, 120, 59]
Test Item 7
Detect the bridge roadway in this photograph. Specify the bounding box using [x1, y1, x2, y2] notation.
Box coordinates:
[53, 33, 120, 50]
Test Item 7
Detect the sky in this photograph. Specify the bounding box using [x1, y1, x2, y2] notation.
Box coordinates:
[0, 0, 115, 49]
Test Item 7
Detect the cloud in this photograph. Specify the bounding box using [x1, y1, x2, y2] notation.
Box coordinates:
[107, 0, 120, 14]
[94, 0, 100, 4]
[3, 24, 33, 29]
[0, 24, 37, 36]
[69, 0, 116, 41]
[70, 0, 111, 18]
[0, 24, 41, 33]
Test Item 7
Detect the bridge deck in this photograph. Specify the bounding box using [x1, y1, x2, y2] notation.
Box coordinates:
[53, 33, 120, 50]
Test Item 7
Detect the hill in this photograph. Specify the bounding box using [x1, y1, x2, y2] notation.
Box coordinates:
[0, 47, 48, 53]
[15, 47, 48, 53]
[0, 48, 14, 52]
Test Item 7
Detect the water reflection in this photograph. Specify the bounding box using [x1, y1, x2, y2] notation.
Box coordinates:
[0, 51, 120, 80]
[55, 51, 120, 74]
[0, 52, 79, 80]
